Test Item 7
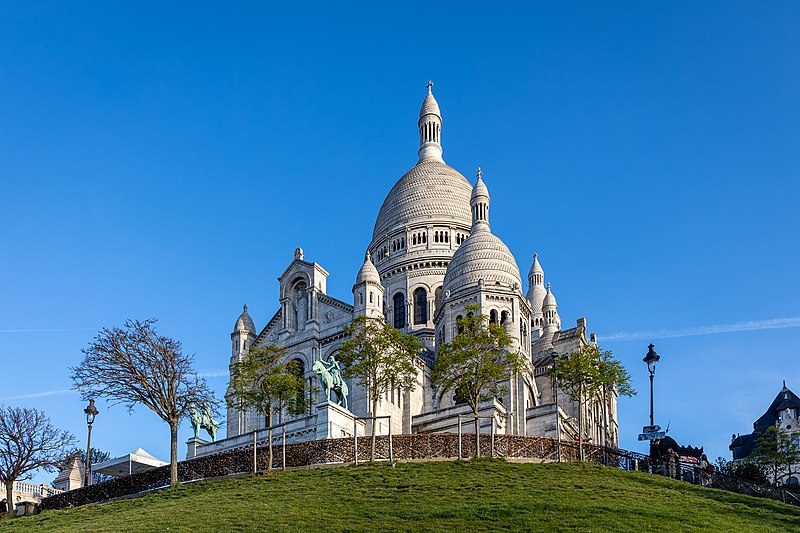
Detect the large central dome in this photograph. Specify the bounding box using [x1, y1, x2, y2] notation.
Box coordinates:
[371, 160, 472, 240]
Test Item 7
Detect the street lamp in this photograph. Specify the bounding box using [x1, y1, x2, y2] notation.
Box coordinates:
[83, 399, 99, 487]
[642, 343, 660, 427]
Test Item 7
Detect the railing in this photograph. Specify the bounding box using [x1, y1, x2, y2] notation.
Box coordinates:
[13, 481, 63, 498]
[40, 433, 800, 511]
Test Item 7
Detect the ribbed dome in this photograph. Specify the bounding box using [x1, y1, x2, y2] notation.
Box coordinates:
[419, 93, 441, 120]
[233, 304, 256, 334]
[355, 252, 381, 285]
[528, 285, 547, 314]
[371, 160, 473, 240]
[442, 228, 522, 297]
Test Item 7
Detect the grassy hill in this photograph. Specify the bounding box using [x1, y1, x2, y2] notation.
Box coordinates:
[2, 460, 799, 532]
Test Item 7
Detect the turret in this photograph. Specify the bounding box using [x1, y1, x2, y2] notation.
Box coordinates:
[231, 304, 257, 360]
[526, 253, 547, 337]
[471, 167, 490, 232]
[353, 252, 384, 319]
[417, 80, 444, 163]
[542, 283, 561, 334]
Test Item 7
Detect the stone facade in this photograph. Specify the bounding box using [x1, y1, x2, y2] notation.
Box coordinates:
[198, 84, 619, 459]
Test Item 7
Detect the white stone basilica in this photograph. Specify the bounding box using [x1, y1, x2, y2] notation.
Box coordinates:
[191, 84, 619, 458]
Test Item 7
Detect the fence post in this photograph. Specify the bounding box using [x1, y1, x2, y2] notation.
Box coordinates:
[490, 417, 495, 458]
[353, 418, 358, 466]
[282, 424, 287, 472]
[253, 429, 258, 474]
[388, 417, 394, 464]
[457, 415, 462, 460]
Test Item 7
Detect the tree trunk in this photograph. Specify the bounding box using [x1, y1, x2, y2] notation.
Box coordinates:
[170, 421, 179, 486]
[371, 397, 379, 462]
[267, 407, 274, 472]
[5, 480, 14, 515]
[474, 404, 481, 458]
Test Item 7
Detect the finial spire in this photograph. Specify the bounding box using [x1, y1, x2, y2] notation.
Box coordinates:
[365, 250, 371, 262]
[418, 83, 443, 163]
[547, 282, 551, 291]
[426, 80, 434, 94]
[476, 166, 482, 180]
[243, 303, 248, 311]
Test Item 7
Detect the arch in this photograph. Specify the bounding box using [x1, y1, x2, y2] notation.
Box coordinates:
[490, 309, 498, 325]
[413, 288, 428, 325]
[500, 310, 508, 325]
[393, 293, 406, 329]
[434, 286, 442, 312]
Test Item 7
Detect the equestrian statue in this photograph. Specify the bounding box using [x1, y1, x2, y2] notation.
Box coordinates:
[312, 354, 349, 410]
[189, 403, 220, 442]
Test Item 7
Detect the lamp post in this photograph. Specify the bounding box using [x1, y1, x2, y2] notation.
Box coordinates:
[83, 399, 99, 487]
[643, 344, 660, 427]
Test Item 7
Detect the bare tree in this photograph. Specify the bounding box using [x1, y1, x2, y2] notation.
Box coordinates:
[0, 405, 75, 512]
[71, 319, 217, 486]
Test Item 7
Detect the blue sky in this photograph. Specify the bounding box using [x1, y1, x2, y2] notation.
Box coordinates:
[1, 2, 798, 483]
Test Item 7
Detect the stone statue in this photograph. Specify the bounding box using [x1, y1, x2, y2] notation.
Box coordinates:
[312, 355, 348, 410]
[294, 289, 307, 331]
[189, 403, 219, 442]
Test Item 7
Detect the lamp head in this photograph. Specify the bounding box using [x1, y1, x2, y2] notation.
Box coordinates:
[643, 343, 660, 375]
[84, 399, 99, 425]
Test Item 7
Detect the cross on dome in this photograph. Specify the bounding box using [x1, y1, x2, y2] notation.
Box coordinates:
[426, 80, 434, 93]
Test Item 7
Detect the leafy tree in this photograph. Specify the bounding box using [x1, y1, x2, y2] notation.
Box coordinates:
[71, 319, 217, 486]
[58, 447, 113, 485]
[432, 306, 523, 457]
[339, 315, 422, 461]
[548, 344, 635, 460]
[754, 426, 800, 485]
[226, 344, 311, 472]
[0, 405, 75, 512]
[715, 456, 768, 485]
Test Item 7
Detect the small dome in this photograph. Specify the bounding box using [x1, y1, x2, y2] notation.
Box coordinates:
[543, 283, 557, 309]
[442, 231, 522, 297]
[419, 91, 441, 120]
[528, 253, 544, 277]
[355, 252, 381, 285]
[471, 171, 489, 203]
[233, 304, 256, 334]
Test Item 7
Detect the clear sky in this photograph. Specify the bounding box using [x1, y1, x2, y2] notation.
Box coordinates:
[2, 2, 798, 483]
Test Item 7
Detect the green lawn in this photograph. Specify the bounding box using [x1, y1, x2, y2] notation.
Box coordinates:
[2, 460, 799, 532]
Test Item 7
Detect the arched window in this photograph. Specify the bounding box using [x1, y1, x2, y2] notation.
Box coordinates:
[501, 311, 508, 325]
[393, 293, 406, 329]
[413, 288, 428, 325]
[288, 358, 305, 409]
[434, 286, 442, 312]
[490, 310, 498, 325]
[369, 291, 373, 304]
[456, 315, 464, 334]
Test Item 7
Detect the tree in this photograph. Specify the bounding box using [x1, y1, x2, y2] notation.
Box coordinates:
[339, 315, 422, 461]
[715, 456, 768, 485]
[71, 319, 217, 487]
[754, 426, 800, 485]
[0, 405, 75, 512]
[58, 447, 113, 485]
[548, 344, 635, 461]
[226, 344, 311, 472]
[431, 306, 523, 457]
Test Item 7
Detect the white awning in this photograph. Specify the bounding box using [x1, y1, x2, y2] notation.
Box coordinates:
[93, 448, 168, 477]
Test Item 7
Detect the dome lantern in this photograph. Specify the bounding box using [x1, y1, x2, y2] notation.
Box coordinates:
[418, 80, 444, 163]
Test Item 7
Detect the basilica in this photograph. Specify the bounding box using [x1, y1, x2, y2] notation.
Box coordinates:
[191, 84, 619, 458]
